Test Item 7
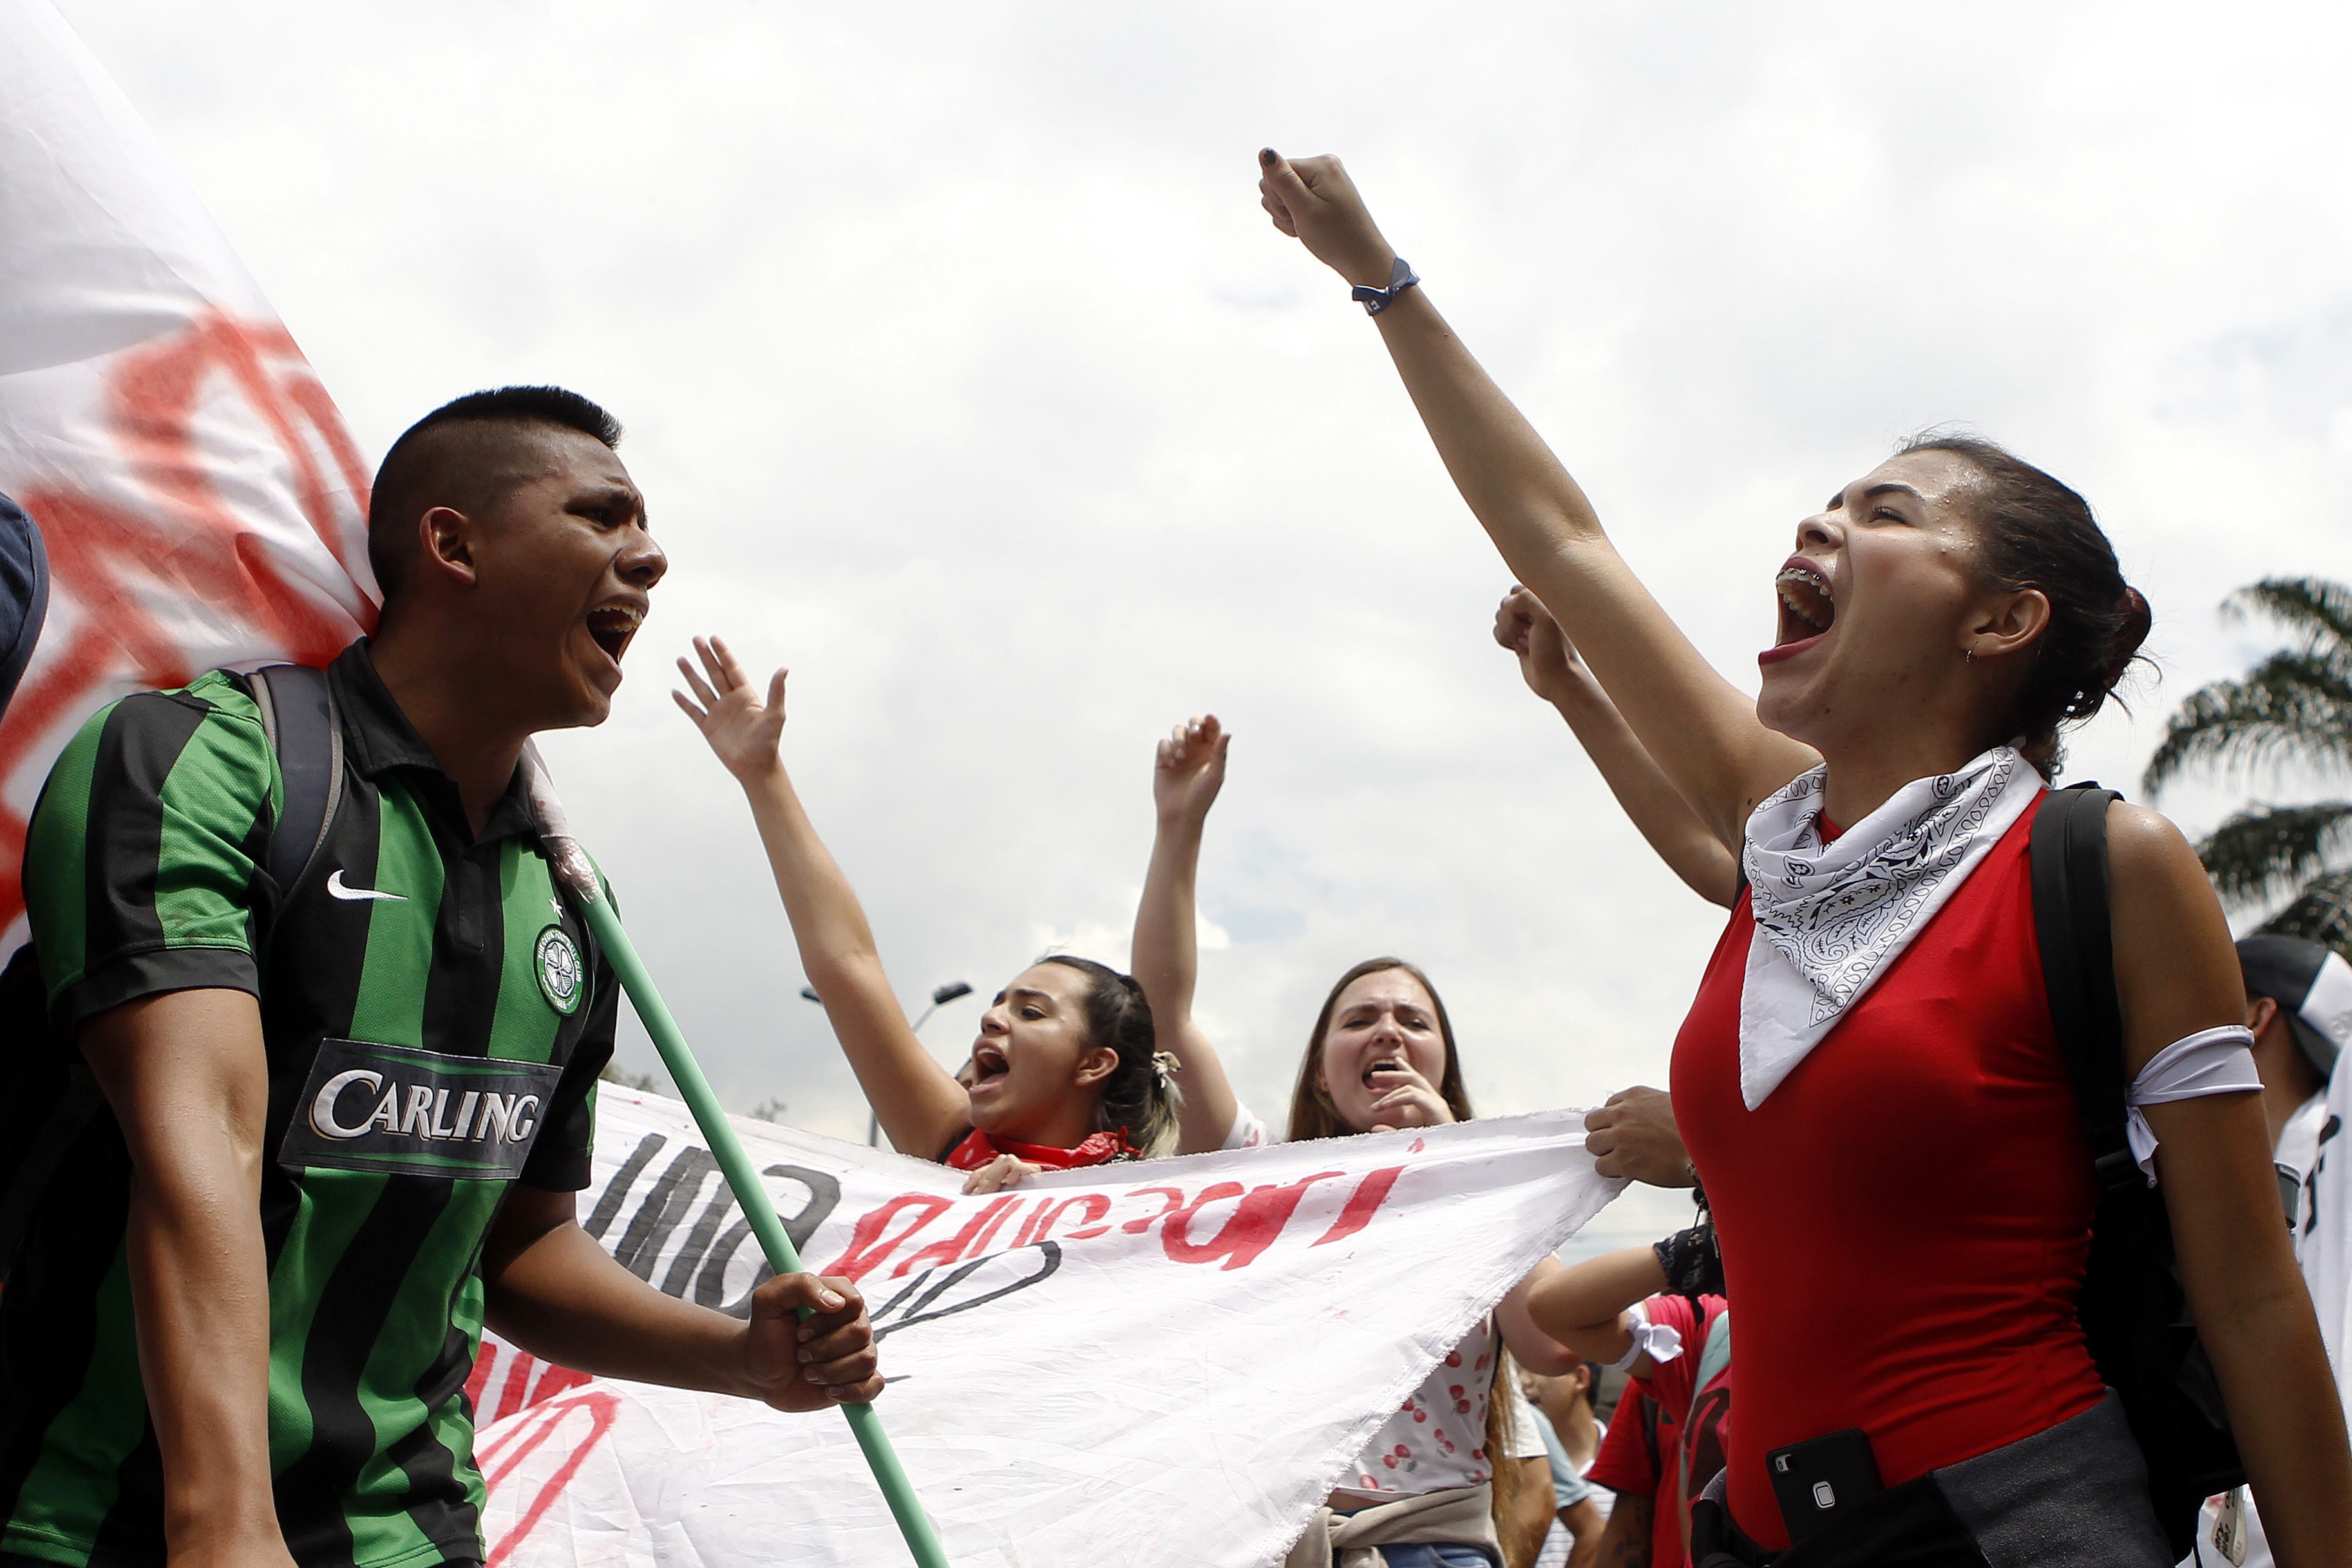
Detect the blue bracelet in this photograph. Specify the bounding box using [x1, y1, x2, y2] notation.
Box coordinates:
[1351, 257, 1421, 316]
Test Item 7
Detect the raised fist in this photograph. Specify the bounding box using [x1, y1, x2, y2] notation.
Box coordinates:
[1494, 585, 1588, 704]
[1257, 148, 1399, 292]
[1154, 713, 1230, 829]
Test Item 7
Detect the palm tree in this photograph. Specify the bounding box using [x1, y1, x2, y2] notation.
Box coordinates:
[2142, 577, 2352, 956]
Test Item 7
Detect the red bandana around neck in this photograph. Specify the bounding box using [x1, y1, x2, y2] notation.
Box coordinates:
[945, 1127, 1136, 1173]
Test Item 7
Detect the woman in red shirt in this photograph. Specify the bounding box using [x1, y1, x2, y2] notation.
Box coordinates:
[1255, 150, 2351, 1565]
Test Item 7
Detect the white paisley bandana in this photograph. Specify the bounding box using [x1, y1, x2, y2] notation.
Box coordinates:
[1738, 745, 2042, 1109]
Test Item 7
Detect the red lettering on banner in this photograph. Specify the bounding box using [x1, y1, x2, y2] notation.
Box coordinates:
[823, 1193, 953, 1281]
[526, 1360, 593, 1410]
[1313, 1165, 1407, 1247]
[802, 1162, 1408, 1287]
[892, 1195, 1021, 1278]
[477, 1390, 622, 1567]
[464, 1346, 598, 1426]
[1039, 1193, 1114, 1242]
[1010, 1195, 1056, 1247]
[1118, 1187, 1190, 1234]
[1162, 1172, 1347, 1270]
[464, 1346, 500, 1414]
[960, 1195, 1027, 1260]
[491, 1351, 540, 1423]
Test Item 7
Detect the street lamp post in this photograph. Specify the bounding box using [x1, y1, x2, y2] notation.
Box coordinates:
[801, 979, 974, 1146]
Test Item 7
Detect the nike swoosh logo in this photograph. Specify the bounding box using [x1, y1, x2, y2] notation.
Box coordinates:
[327, 870, 407, 903]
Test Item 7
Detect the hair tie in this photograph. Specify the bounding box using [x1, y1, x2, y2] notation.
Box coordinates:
[1151, 1050, 1181, 1090]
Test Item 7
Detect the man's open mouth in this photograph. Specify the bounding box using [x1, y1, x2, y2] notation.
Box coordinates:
[1774, 562, 1835, 648]
[585, 603, 644, 664]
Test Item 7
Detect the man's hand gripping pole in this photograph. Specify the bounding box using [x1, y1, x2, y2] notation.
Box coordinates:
[525, 750, 950, 1568]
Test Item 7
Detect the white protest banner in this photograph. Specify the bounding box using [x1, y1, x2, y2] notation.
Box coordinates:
[473, 1090, 1622, 1568]
[0, 0, 377, 950]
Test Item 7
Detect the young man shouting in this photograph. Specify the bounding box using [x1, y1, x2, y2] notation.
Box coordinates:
[1, 388, 880, 1568]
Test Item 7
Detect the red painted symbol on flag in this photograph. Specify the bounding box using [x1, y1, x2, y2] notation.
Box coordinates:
[0, 308, 375, 932]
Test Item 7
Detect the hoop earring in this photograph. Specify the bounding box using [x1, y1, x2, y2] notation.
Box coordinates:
[1964, 647, 1976, 665]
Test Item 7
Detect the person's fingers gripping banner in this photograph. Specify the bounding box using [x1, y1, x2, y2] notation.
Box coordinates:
[0, 0, 377, 950]
[472, 1092, 1624, 1568]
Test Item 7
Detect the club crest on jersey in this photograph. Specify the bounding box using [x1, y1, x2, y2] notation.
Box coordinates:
[281, 1039, 566, 1180]
[536, 925, 583, 1015]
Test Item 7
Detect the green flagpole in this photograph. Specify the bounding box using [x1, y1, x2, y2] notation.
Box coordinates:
[526, 753, 949, 1568]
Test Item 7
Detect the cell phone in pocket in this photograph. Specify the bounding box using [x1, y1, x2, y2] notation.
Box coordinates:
[1766, 1428, 1884, 1544]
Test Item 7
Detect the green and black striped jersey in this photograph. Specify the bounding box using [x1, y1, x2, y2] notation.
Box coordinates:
[1, 641, 616, 1568]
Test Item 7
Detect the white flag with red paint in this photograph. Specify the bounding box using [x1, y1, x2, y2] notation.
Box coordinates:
[474, 1090, 1622, 1568]
[0, 0, 377, 949]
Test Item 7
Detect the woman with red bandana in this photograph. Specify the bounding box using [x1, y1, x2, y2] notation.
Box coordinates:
[1254, 148, 2352, 1565]
[674, 636, 1176, 1191]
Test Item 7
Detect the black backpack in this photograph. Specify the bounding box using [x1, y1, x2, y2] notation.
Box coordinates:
[2031, 781, 2246, 1558]
[0, 664, 343, 1282]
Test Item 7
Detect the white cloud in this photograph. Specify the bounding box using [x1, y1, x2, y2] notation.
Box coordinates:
[53, 0, 2352, 1153]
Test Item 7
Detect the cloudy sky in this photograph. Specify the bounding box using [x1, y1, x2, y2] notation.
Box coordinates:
[52, 0, 2352, 1249]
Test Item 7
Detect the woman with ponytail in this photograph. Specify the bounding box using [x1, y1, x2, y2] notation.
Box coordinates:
[1255, 149, 2352, 1565]
[674, 637, 1177, 1191]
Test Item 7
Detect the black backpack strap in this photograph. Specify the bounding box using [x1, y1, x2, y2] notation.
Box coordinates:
[2030, 782, 2139, 1198]
[249, 664, 343, 894]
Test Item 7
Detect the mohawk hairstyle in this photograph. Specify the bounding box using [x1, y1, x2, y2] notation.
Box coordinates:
[366, 385, 623, 603]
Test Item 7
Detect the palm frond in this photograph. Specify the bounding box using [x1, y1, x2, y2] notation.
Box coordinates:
[2259, 869, 2352, 960]
[2222, 577, 2352, 657]
[2141, 648, 2352, 794]
[2194, 800, 2352, 910]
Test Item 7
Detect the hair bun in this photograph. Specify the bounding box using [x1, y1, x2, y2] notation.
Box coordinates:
[2104, 585, 2154, 686]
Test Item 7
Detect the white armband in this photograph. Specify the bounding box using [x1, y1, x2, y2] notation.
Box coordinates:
[2126, 1026, 2260, 1185]
[1604, 1298, 1683, 1373]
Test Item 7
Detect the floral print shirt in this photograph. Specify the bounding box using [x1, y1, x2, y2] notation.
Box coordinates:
[1336, 1316, 1541, 1502]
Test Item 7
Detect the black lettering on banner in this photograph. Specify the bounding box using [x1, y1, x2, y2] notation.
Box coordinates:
[868, 1242, 1063, 1342]
[583, 1134, 668, 1240]
[278, 1039, 562, 1180]
[583, 1138, 842, 1311]
[703, 1164, 843, 1314]
[613, 1146, 719, 1280]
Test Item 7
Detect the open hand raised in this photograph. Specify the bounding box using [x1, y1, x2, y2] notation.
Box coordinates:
[1154, 714, 1231, 828]
[1257, 148, 1399, 291]
[673, 635, 787, 784]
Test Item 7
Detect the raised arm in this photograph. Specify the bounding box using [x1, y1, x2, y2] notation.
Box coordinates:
[79, 989, 299, 1568]
[1496, 587, 1739, 906]
[674, 636, 967, 1159]
[1258, 150, 1817, 843]
[1130, 715, 1244, 1155]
